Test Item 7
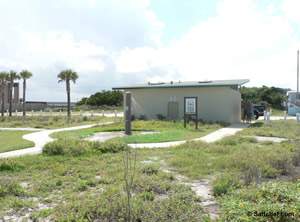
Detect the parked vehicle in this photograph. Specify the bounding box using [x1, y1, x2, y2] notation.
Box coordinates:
[253, 104, 266, 120]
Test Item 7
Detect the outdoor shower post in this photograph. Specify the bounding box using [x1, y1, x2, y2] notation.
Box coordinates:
[125, 92, 132, 135]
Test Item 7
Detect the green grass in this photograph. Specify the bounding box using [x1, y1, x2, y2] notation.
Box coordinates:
[52, 120, 222, 143]
[271, 108, 285, 116]
[239, 120, 300, 139]
[0, 115, 116, 129]
[219, 181, 300, 222]
[143, 121, 300, 221]
[1, 120, 299, 220]
[0, 131, 34, 153]
[0, 147, 207, 221]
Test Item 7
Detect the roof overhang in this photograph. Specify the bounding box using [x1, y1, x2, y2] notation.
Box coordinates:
[113, 79, 249, 90]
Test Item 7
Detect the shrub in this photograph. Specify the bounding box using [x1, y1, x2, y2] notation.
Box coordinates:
[91, 140, 127, 153]
[76, 180, 89, 191]
[0, 181, 26, 197]
[219, 181, 300, 222]
[241, 164, 262, 185]
[53, 186, 206, 221]
[0, 160, 24, 172]
[268, 152, 294, 176]
[43, 139, 89, 156]
[213, 174, 240, 196]
[141, 165, 159, 175]
[139, 191, 155, 201]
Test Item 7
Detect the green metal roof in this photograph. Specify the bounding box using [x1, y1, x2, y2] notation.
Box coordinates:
[113, 79, 249, 90]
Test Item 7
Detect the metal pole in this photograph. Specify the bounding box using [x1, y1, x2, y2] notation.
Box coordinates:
[125, 92, 132, 135]
[297, 50, 299, 94]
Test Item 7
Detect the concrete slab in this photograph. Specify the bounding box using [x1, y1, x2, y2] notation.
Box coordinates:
[254, 136, 288, 143]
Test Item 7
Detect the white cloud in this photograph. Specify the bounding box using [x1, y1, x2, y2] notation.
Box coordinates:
[0, 0, 164, 101]
[116, 0, 300, 89]
[282, 0, 300, 22]
[0, 0, 300, 101]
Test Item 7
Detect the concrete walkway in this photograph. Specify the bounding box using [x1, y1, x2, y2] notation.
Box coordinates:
[257, 116, 296, 121]
[195, 123, 249, 143]
[253, 136, 288, 143]
[128, 123, 249, 148]
[0, 122, 113, 159]
[85, 131, 157, 142]
[0, 127, 43, 131]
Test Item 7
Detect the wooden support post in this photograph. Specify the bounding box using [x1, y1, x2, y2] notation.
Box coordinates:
[125, 92, 132, 135]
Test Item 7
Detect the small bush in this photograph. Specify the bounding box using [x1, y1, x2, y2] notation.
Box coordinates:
[0, 160, 24, 172]
[268, 152, 294, 176]
[141, 165, 159, 175]
[219, 181, 300, 222]
[91, 141, 127, 153]
[0, 181, 26, 197]
[213, 174, 240, 196]
[139, 191, 155, 201]
[56, 180, 63, 187]
[53, 186, 205, 221]
[241, 164, 262, 185]
[76, 180, 89, 191]
[43, 139, 89, 156]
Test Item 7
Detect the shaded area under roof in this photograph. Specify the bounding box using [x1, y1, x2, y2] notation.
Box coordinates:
[113, 79, 249, 90]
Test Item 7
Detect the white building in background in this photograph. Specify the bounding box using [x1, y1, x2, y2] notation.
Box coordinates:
[113, 79, 249, 124]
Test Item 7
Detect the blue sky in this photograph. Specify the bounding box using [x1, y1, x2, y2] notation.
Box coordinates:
[150, 0, 218, 42]
[0, 0, 299, 101]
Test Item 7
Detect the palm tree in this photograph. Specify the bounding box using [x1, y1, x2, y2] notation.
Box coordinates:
[0, 71, 9, 117]
[19, 70, 33, 117]
[8, 70, 20, 116]
[57, 69, 78, 119]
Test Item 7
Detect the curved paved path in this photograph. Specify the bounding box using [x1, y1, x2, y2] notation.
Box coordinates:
[128, 123, 249, 148]
[0, 127, 44, 131]
[0, 122, 113, 159]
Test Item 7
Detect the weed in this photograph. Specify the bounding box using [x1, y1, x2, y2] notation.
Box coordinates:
[213, 174, 241, 196]
[0, 181, 26, 197]
[91, 140, 127, 153]
[141, 165, 159, 175]
[43, 139, 89, 156]
[0, 160, 24, 172]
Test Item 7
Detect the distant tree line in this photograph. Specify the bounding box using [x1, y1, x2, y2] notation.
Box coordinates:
[240, 86, 289, 109]
[77, 90, 123, 107]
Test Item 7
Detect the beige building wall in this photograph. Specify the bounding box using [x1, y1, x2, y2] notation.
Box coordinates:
[128, 86, 241, 123]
